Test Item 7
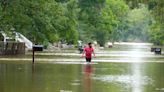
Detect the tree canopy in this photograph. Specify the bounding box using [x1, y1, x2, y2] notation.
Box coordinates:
[0, 0, 163, 46]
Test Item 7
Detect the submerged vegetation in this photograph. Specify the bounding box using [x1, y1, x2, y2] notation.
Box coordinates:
[0, 0, 163, 46]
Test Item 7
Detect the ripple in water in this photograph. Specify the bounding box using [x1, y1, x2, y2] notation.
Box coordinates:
[93, 75, 153, 86]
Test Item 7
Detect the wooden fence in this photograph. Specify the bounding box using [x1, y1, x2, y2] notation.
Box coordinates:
[0, 41, 25, 55]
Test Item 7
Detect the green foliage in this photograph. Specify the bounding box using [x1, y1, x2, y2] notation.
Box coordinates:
[0, 0, 79, 45]
[78, 0, 129, 46]
[94, 29, 108, 46]
[102, 0, 129, 42]
[61, 0, 78, 44]
[122, 5, 152, 42]
[0, 0, 163, 47]
[124, 0, 164, 45]
[149, 23, 164, 45]
[78, 0, 105, 44]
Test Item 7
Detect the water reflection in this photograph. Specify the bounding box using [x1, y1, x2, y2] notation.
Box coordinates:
[83, 64, 93, 92]
[93, 44, 154, 92]
[131, 63, 142, 92]
[0, 43, 163, 92]
[32, 64, 35, 81]
[131, 45, 143, 92]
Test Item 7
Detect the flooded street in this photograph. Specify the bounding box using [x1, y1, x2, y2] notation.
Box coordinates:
[0, 43, 164, 92]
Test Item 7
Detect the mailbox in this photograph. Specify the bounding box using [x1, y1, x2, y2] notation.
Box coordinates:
[32, 45, 43, 64]
[155, 48, 161, 54]
[33, 45, 43, 51]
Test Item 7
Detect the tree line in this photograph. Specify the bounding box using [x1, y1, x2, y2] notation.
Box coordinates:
[0, 0, 163, 46]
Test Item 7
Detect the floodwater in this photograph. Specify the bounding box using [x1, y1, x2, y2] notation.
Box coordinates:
[0, 43, 164, 92]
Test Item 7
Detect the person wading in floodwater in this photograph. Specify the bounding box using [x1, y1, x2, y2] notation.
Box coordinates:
[82, 42, 95, 63]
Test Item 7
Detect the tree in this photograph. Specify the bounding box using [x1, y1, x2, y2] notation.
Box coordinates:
[0, 0, 79, 46]
[78, 0, 105, 44]
[59, 0, 78, 44]
[149, 23, 164, 45]
[101, 0, 129, 43]
[122, 5, 152, 42]
[78, 0, 129, 46]
[124, 0, 164, 45]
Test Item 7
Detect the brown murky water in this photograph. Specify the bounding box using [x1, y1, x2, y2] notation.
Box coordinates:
[0, 43, 164, 92]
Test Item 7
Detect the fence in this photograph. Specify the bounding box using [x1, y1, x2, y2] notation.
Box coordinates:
[0, 41, 25, 55]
